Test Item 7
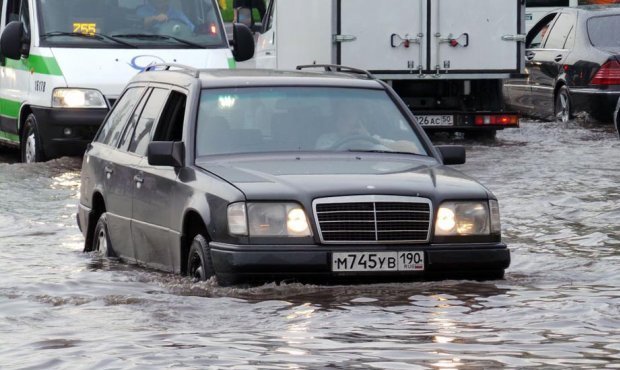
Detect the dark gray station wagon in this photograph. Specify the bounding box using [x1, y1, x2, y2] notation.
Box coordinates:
[77, 64, 510, 285]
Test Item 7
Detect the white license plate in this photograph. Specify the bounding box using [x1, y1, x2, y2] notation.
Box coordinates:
[332, 251, 424, 272]
[417, 115, 454, 126]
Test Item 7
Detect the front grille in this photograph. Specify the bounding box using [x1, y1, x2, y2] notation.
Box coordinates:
[313, 196, 432, 244]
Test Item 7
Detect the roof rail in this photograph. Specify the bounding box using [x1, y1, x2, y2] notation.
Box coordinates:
[296, 64, 374, 79]
[143, 63, 200, 78]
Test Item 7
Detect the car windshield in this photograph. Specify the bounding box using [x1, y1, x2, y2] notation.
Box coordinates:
[196, 87, 429, 157]
[587, 14, 620, 47]
[36, 0, 226, 48]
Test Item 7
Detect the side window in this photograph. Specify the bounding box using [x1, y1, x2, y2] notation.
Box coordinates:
[545, 13, 575, 49]
[19, 0, 29, 35]
[263, 0, 274, 32]
[128, 88, 170, 156]
[153, 91, 187, 142]
[528, 17, 555, 49]
[118, 88, 151, 151]
[95, 87, 146, 147]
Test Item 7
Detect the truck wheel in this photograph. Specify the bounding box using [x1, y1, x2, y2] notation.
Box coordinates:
[187, 234, 216, 282]
[92, 213, 116, 257]
[554, 86, 571, 123]
[21, 114, 46, 163]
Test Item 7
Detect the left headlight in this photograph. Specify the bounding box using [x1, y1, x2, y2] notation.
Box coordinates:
[52, 88, 107, 108]
[435, 201, 499, 236]
[227, 202, 312, 237]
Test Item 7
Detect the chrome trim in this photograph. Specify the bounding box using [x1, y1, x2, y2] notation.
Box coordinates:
[312, 195, 432, 245]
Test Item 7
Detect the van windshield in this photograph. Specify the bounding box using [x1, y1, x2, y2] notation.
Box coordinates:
[37, 0, 227, 48]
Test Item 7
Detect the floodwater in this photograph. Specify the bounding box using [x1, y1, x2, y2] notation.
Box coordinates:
[1, 121, 619, 369]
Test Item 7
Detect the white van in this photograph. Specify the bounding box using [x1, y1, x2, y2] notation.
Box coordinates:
[0, 0, 253, 162]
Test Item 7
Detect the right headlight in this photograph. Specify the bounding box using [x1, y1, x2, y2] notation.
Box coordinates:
[435, 200, 501, 236]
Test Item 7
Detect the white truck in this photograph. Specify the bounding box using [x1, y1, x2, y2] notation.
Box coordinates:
[0, 0, 254, 162]
[250, 0, 526, 139]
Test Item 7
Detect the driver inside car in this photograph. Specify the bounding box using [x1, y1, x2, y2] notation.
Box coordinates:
[137, 0, 195, 32]
[315, 110, 422, 153]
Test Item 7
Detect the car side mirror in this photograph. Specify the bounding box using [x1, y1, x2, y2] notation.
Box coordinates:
[1, 21, 30, 60]
[231, 23, 255, 62]
[436, 145, 466, 165]
[147, 141, 185, 167]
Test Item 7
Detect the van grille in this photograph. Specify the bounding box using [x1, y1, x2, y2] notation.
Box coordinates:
[313, 196, 432, 244]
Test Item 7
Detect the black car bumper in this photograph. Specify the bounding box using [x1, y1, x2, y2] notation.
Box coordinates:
[31, 106, 108, 158]
[210, 242, 511, 284]
[571, 87, 620, 122]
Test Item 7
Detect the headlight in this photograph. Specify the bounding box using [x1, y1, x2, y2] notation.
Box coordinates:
[52, 88, 107, 108]
[435, 201, 492, 236]
[227, 202, 312, 237]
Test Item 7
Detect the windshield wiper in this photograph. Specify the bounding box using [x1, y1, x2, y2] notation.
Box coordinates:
[41, 32, 137, 48]
[111, 33, 204, 48]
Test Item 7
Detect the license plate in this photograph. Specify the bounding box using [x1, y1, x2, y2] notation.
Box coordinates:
[332, 251, 424, 272]
[417, 115, 454, 126]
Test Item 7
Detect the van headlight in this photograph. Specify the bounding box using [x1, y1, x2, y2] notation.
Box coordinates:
[435, 201, 500, 236]
[52, 88, 107, 108]
[227, 202, 312, 237]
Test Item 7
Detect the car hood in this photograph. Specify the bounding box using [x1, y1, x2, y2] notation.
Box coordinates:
[196, 154, 491, 201]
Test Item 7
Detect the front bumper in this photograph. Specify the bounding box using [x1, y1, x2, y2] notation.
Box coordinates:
[210, 242, 511, 284]
[570, 87, 620, 122]
[31, 106, 108, 158]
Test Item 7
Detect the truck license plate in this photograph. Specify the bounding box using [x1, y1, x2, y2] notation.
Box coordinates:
[332, 251, 424, 272]
[417, 115, 454, 126]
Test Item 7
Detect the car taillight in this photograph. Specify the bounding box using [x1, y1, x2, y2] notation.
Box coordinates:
[474, 114, 519, 125]
[591, 60, 620, 85]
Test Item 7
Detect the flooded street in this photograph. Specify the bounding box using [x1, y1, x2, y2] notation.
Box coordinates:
[1, 121, 619, 369]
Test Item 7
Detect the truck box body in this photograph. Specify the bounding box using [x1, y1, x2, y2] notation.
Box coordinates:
[255, 0, 526, 137]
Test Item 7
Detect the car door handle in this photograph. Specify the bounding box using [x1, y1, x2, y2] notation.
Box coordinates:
[554, 54, 563, 62]
[133, 174, 144, 184]
[525, 51, 535, 60]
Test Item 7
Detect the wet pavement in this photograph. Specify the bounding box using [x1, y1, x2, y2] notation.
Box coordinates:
[0, 120, 619, 369]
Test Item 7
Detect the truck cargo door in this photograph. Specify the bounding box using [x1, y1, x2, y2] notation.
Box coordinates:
[338, 0, 427, 73]
[429, 0, 523, 74]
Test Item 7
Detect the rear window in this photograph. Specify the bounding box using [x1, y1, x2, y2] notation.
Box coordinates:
[587, 15, 620, 47]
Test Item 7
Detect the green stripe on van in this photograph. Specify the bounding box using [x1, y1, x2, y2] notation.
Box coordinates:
[0, 130, 19, 142]
[228, 58, 236, 69]
[4, 55, 63, 76]
[0, 98, 21, 119]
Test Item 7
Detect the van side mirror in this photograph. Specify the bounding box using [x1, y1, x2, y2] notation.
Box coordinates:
[147, 141, 185, 167]
[436, 145, 466, 165]
[0, 21, 29, 60]
[231, 23, 255, 62]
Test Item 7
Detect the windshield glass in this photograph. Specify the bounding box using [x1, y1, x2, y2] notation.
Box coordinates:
[196, 87, 429, 157]
[37, 0, 226, 48]
[587, 15, 620, 47]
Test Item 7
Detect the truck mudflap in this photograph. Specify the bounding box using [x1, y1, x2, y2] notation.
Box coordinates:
[413, 111, 520, 131]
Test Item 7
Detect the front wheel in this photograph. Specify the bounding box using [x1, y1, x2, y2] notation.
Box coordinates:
[555, 86, 571, 123]
[92, 213, 116, 257]
[187, 234, 216, 282]
[21, 114, 46, 163]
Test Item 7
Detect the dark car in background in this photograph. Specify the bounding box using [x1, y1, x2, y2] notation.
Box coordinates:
[504, 6, 620, 122]
[77, 64, 510, 286]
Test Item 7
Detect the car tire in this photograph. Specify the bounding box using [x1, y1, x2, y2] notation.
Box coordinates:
[21, 114, 46, 163]
[187, 234, 216, 282]
[92, 213, 116, 258]
[554, 86, 571, 123]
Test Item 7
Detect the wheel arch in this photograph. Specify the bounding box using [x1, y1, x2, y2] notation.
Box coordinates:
[180, 209, 210, 275]
[84, 191, 106, 252]
[18, 105, 33, 140]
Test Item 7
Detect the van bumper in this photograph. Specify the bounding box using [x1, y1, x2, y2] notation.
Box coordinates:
[31, 107, 108, 158]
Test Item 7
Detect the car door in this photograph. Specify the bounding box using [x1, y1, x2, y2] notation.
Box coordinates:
[254, 0, 276, 69]
[529, 12, 575, 118]
[130, 88, 188, 273]
[90, 86, 148, 261]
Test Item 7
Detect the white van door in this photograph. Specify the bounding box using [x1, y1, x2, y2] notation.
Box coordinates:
[339, 0, 427, 73]
[255, 0, 277, 69]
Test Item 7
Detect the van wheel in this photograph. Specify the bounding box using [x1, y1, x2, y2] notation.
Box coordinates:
[21, 114, 46, 163]
[555, 86, 571, 123]
[187, 234, 216, 282]
[92, 213, 116, 257]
